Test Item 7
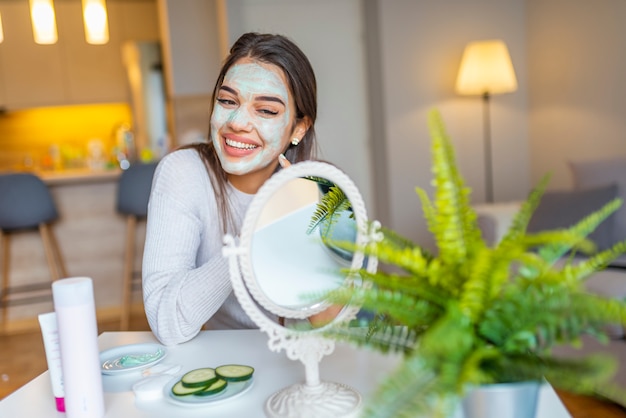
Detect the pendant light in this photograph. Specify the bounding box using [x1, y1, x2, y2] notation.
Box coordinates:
[82, 0, 109, 45]
[29, 0, 58, 45]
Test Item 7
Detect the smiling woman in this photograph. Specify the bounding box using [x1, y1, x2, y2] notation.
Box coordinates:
[141, 32, 319, 346]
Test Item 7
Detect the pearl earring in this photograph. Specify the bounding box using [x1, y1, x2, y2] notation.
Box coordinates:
[291, 137, 300, 146]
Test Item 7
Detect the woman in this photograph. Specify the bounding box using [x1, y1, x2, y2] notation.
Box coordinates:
[142, 32, 318, 345]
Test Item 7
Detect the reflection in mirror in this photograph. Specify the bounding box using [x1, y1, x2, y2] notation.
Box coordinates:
[250, 177, 357, 317]
[308, 178, 356, 267]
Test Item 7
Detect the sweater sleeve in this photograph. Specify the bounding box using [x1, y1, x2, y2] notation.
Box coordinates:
[142, 151, 233, 345]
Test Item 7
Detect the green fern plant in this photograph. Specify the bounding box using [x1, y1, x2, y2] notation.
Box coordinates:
[321, 109, 626, 417]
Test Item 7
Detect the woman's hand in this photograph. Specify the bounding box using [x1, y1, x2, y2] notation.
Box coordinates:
[278, 153, 290, 168]
[308, 304, 344, 328]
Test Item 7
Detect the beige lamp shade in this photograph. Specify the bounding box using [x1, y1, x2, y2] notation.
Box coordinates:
[455, 40, 517, 95]
[0, 12, 4, 43]
[29, 0, 58, 45]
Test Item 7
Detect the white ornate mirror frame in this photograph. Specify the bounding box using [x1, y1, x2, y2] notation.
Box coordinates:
[223, 161, 377, 418]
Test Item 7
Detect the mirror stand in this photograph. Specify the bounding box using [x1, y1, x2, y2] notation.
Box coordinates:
[264, 334, 361, 417]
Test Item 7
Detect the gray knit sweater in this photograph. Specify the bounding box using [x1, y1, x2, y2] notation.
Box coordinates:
[142, 148, 257, 345]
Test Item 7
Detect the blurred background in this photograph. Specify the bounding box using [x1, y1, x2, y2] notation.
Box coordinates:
[0, 0, 624, 341]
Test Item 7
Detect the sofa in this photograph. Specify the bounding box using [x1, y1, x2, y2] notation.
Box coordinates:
[475, 156, 626, 393]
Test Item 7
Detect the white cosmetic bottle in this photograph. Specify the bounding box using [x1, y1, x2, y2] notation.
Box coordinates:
[52, 277, 105, 418]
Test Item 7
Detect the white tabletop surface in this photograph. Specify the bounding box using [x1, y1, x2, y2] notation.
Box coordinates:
[0, 329, 572, 417]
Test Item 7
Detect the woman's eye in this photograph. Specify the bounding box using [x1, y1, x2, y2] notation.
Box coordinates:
[217, 98, 237, 106]
[258, 108, 279, 116]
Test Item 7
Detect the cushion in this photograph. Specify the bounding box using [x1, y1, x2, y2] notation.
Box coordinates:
[527, 184, 618, 251]
[569, 158, 626, 247]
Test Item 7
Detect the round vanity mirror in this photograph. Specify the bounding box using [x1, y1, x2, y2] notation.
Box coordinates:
[223, 160, 376, 418]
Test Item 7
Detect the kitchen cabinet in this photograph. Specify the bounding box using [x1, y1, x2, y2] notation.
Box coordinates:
[0, 0, 160, 109]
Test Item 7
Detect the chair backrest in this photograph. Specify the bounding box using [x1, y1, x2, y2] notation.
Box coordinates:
[116, 162, 158, 217]
[0, 173, 59, 231]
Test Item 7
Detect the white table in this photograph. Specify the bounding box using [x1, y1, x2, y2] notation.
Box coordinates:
[0, 329, 571, 417]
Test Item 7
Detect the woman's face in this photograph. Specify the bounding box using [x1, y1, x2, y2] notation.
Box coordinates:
[210, 57, 307, 192]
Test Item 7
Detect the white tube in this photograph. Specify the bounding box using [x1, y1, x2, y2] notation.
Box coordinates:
[52, 277, 105, 418]
[38, 312, 65, 412]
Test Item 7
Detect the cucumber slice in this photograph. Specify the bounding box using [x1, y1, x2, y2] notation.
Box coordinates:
[181, 367, 218, 388]
[171, 380, 206, 396]
[215, 364, 255, 382]
[194, 378, 228, 396]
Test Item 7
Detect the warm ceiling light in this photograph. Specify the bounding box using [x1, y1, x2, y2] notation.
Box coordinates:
[455, 39, 517, 96]
[82, 0, 109, 45]
[29, 0, 58, 45]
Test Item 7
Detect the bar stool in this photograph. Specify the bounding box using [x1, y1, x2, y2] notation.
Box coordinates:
[116, 162, 158, 330]
[0, 173, 67, 332]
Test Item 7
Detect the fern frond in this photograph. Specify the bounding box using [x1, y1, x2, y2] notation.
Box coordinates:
[523, 230, 597, 255]
[541, 354, 618, 395]
[569, 241, 626, 280]
[567, 292, 626, 329]
[499, 174, 550, 246]
[303, 175, 336, 187]
[324, 285, 443, 329]
[306, 185, 351, 234]
[378, 224, 427, 255]
[458, 247, 493, 322]
[479, 283, 578, 351]
[533, 198, 622, 265]
[322, 325, 417, 355]
[416, 187, 436, 234]
[486, 244, 526, 298]
[457, 345, 502, 386]
[354, 270, 448, 306]
[426, 110, 483, 265]
[361, 238, 433, 278]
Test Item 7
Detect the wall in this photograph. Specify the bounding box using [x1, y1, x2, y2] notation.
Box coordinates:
[527, 0, 626, 189]
[375, 0, 530, 248]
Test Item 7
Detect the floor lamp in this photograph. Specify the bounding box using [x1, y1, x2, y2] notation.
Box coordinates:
[455, 39, 517, 203]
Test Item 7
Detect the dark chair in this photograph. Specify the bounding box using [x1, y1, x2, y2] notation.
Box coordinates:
[116, 162, 158, 330]
[0, 173, 67, 331]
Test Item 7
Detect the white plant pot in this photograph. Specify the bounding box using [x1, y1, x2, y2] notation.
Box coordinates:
[462, 381, 541, 418]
